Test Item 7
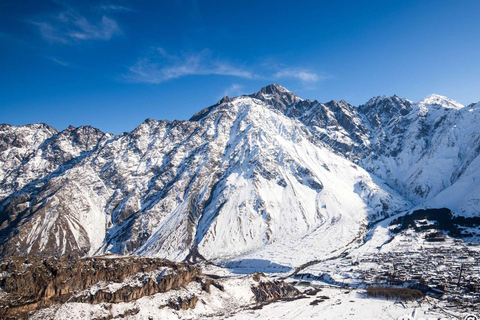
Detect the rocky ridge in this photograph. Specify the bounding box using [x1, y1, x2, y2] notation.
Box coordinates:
[0, 256, 200, 318]
[0, 84, 478, 267]
[0, 255, 300, 319]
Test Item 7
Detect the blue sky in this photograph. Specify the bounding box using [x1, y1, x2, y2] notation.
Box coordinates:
[1, 0, 479, 134]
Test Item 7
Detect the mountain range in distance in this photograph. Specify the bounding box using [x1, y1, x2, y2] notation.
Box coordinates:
[1, 83, 479, 269]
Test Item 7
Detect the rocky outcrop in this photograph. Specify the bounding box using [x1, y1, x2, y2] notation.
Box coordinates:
[0, 256, 200, 319]
[166, 294, 199, 310]
[197, 276, 224, 293]
[251, 280, 300, 303]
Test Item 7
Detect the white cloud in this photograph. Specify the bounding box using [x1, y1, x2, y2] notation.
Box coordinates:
[99, 5, 135, 12]
[32, 21, 70, 44]
[274, 68, 321, 83]
[125, 49, 255, 83]
[66, 14, 120, 40]
[32, 9, 121, 43]
[223, 84, 243, 97]
[124, 49, 330, 87]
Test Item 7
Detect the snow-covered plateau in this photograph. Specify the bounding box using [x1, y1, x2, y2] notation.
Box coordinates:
[0, 84, 479, 319]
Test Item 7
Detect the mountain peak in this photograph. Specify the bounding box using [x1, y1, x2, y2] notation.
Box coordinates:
[358, 95, 413, 128]
[251, 84, 304, 114]
[419, 94, 464, 110]
[252, 83, 300, 102]
[257, 83, 291, 95]
[467, 101, 480, 109]
[217, 96, 231, 104]
[363, 95, 411, 106]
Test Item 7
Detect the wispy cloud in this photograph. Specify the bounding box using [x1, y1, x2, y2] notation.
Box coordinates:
[125, 48, 255, 83]
[99, 5, 135, 12]
[44, 56, 70, 67]
[260, 58, 330, 86]
[223, 84, 243, 97]
[124, 49, 330, 87]
[32, 8, 121, 44]
[274, 68, 323, 83]
[32, 21, 69, 44]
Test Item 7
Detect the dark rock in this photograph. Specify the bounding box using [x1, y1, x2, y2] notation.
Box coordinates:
[0, 256, 201, 319]
[251, 280, 300, 303]
[167, 295, 198, 310]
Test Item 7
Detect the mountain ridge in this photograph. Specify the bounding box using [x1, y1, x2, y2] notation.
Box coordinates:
[0, 84, 478, 266]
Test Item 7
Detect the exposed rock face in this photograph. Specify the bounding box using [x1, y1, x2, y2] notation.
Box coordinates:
[251, 280, 300, 303]
[358, 95, 480, 205]
[0, 256, 200, 319]
[198, 276, 224, 293]
[0, 255, 299, 319]
[252, 83, 305, 114]
[166, 294, 199, 310]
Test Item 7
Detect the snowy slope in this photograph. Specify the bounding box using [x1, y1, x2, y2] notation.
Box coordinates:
[101, 93, 408, 264]
[29, 285, 450, 320]
[185, 96, 408, 265]
[0, 123, 58, 199]
[358, 94, 480, 211]
[0, 84, 478, 264]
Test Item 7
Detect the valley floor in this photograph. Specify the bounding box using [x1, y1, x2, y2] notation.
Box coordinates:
[8, 213, 480, 320]
[29, 283, 474, 320]
[221, 286, 464, 320]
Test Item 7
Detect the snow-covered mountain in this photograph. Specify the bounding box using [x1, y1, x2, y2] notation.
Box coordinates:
[0, 84, 478, 266]
[358, 94, 480, 210]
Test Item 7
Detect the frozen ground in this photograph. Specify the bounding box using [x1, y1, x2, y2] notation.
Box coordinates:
[221, 286, 464, 320]
[31, 276, 257, 320]
[25, 218, 480, 319]
[29, 282, 472, 320]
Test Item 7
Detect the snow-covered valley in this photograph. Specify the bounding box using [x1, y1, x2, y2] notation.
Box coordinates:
[1, 84, 479, 319]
